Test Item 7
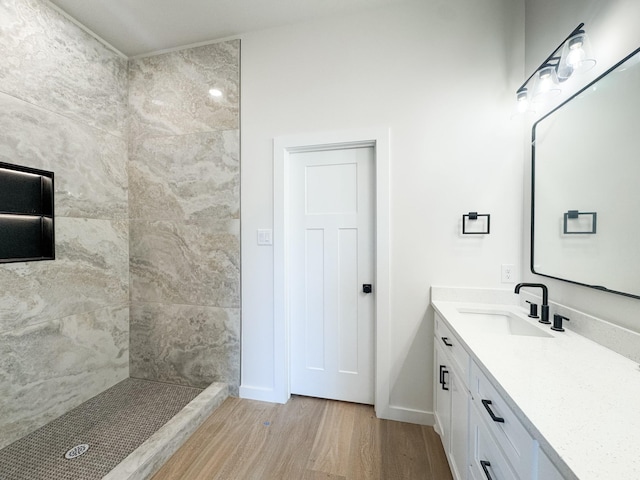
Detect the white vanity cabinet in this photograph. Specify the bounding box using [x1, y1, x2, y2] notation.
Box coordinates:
[433, 310, 567, 480]
[434, 313, 470, 480]
[431, 293, 640, 479]
[468, 362, 537, 480]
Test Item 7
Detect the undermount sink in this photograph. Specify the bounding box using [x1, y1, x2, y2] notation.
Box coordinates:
[455, 308, 554, 338]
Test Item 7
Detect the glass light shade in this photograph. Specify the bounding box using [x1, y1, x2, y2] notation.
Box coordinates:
[531, 65, 561, 101]
[557, 31, 596, 80]
[515, 88, 530, 113]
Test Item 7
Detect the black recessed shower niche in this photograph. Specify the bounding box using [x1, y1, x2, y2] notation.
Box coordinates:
[0, 161, 55, 263]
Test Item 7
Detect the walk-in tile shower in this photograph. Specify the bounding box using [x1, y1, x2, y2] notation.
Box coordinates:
[0, 1, 240, 477]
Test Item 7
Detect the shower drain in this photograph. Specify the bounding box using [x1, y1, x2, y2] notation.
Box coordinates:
[64, 444, 89, 460]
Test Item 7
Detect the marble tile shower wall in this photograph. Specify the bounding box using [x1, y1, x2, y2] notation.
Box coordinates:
[0, 0, 129, 449]
[128, 41, 241, 394]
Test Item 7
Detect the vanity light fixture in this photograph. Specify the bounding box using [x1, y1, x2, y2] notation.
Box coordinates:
[516, 23, 596, 110]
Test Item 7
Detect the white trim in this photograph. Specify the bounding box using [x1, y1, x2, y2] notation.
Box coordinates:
[238, 385, 279, 403]
[273, 127, 391, 415]
[45, 0, 242, 60]
[129, 34, 243, 60]
[44, 1, 127, 59]
[386, 406, 435, 426]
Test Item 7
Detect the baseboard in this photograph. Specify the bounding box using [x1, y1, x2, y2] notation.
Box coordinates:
[239, 385, 283, 403]
[385, 405, 434, 426]
[239, 387, 434, 425]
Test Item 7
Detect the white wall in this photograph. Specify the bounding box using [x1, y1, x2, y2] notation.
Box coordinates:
[523, 0, 640, 332]
[241, 0, 525, 419]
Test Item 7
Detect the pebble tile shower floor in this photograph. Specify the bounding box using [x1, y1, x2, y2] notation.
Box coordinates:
[0, 378, 202, 480]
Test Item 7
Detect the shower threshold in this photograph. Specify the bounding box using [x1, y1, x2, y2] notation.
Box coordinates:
[0, 378, 227, 480]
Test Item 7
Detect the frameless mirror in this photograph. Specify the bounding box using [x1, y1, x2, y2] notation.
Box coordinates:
[532, 46, 640, 299]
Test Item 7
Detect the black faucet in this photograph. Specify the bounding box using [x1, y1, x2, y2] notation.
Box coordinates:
[552, 314, 570, 332]
[514, 283, 550, 324]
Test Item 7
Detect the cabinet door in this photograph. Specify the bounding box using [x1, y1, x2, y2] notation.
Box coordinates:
[450, 370, 469, 480]
[434, 341, 451, 450]
[538, 449, 565, 480]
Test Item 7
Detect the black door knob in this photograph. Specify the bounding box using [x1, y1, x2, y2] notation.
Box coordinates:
[363, 284, 372, 294]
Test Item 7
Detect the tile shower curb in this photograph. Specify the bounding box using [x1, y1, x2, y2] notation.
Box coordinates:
[103, 382, 228, 480]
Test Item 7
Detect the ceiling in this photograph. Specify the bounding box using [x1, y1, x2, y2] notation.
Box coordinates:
[48, 0, 408, 57]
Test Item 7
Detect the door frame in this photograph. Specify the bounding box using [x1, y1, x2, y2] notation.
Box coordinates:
[273, 127, 390, 418]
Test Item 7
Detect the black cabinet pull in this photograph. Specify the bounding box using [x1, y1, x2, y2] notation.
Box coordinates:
[480, 460, 494, 480]
[481, 399, 505, 423]
[441, 336, 453, 347]
[441, 368, 449, 390]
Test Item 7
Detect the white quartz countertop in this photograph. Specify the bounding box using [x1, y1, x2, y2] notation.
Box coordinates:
[432, 300, 640, 480]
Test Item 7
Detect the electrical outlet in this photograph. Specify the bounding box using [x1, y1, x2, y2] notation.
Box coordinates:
[501, 264, 516, 283]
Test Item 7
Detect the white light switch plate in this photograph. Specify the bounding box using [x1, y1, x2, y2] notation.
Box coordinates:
[257, 229, 273, 246]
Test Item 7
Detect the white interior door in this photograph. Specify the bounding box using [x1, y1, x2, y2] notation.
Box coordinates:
[289, 146, 374, 404]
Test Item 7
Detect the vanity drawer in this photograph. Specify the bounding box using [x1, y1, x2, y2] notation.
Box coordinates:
[470, 361, 536, 477]
[435, 313, 469, 384]
[469, 403, 519, 480]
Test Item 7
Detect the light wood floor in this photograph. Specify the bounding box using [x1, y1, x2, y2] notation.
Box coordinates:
[152, 395, 453, 480]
